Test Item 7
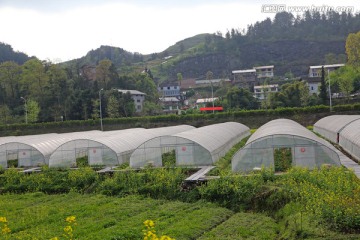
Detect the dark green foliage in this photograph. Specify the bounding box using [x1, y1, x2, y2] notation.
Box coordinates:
[76, 156, 89, 167]
[274, 148, 292, 172]
[320, 66, 328, 103]
[7, 159, 18, 168]
[0, 42, 30, 64]
[223, 87, 259, 110]
[2, 103, 360, 136]
[1, 164, 360, 235]
[162, 150, 176, 167]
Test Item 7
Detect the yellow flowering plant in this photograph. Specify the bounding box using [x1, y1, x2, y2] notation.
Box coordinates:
[0, 216, 11, 237]
[143, 219, 175, 240]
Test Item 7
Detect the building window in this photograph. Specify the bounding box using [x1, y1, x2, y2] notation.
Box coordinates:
[137, 105, 141, 110]
[174, 86, 177, 89]
[137, 99, 140, 103]
[311, 86, 314, 90]
[167, 87, 170, 90]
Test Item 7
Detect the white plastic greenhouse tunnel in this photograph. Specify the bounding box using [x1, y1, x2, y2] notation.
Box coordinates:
[232, 119, 341, 173]
[48, 125, 195, 168]
[0, 131, 104, 168]
[130, 122, 250, 168]
[314, 115, 360, 161]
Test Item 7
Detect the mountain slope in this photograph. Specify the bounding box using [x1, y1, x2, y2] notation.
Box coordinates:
[63, 11, 360, 82]
[0, 42, 31, 64]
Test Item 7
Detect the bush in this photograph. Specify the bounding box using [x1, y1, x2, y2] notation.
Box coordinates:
[279, 167, 360, 232]
[68, 167, 98, 193]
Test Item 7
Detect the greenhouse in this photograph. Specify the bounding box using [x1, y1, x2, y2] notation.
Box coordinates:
[314, 115, 360, 161]
[232, 119, 341, 172]
[0, 131, 114, 168]
[48, 125, 194, 168]
[339, 119, 360, 161]
[130, 122, 250, 168]
[313, 115, 360, 143]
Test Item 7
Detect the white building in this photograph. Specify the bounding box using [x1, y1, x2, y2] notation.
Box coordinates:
[117, 90, 146, 112]
[254, 65, 274, 78]
[158, 83, 180, 98]
[159, 97, 180, 113]
[253, 84, 279, 100]
[306, 78, 321, 95]
[195, 78, 231, 86]
[308, 64, 345, 78]
[196, 98, 219, 107]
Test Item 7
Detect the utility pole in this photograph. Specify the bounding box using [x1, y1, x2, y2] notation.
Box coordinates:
[99, 88, 104, 131]
[210, 80, 214, 114]
[328, 69, 332, 112]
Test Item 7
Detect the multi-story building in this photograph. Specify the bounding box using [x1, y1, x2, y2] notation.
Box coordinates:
[117, 89, 146, 112]
[232, 69, 257, 88]
[305, 63, 345, 95]
[232, 65, 274, 88]
[158, 83, 180, 98]
[253, 84, 279, 100]
[254, 65, 274, 78]
[308, 64, 345, 77]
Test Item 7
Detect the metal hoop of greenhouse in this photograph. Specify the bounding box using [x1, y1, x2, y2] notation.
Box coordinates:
[314, 115, 360, 161]
[130, 122, 250, 168]
[232, 119, 341, 172]
[48, 125, 194, 168]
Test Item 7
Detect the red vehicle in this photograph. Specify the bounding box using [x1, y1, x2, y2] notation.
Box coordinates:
[199, 106, 223, 112]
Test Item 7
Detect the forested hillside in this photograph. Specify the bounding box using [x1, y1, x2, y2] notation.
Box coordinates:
[1, 10, 360, 124]
[0, 42, 31, 64]
[155, 11, 359, 80]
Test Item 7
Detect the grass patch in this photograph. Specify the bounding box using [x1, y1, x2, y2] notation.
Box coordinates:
[198, 212, 278, 240]
[0, 193, 233, 240]
[210, 135, 251, 175]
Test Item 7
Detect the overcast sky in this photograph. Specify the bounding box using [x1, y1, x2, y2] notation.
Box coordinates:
[0, 0, 358, 62]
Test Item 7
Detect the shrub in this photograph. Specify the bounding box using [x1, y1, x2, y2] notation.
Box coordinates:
[67, 167, 98, 193]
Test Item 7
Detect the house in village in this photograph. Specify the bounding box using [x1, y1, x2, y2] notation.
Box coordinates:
[253, 84, 279, 100]
[117, 89, 146, 112]
[305, 63, 345, 95]
[232, 65, 274, 88]
[158, 82, 182, 113]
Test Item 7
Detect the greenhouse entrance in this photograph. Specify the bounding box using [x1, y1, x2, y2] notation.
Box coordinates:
[274, 147, 292, 172]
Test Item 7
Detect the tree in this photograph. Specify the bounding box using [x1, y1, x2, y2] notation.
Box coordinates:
[106, 95, 120, 118]
[0, 61, 21, 101]
[177, 73, 183, 88]
[330, 66, 356, 101]
[269, 81, 312, 108]
[0, 104, 12, 124]
[96, 59, 113, 89]
[346, 31, 360, 67]
[224, 87, 258, 110]
[21, 59, 49, 99]
[27, 99, 40, 123]
[46, 63, 70, 120]
[206, 71, 213, 80]
[142, 101, 162, 116]
[319, 66, 327, 104]
[91, 99, 100, 119]
[136, 74, 158, 102]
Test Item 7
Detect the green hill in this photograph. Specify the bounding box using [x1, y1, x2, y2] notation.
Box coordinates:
[0, 42, 31, 64]
[67, 11, 359, 82]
